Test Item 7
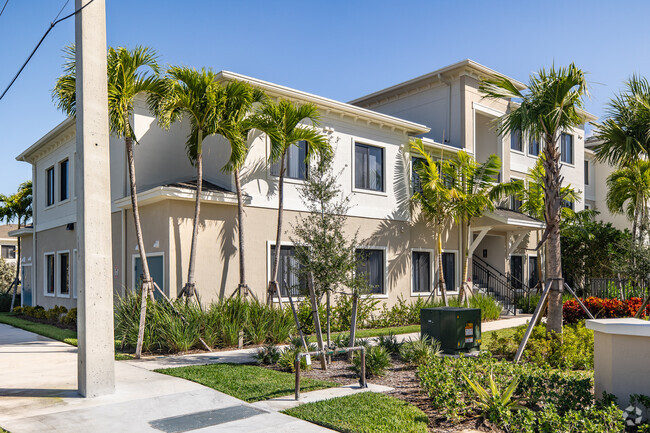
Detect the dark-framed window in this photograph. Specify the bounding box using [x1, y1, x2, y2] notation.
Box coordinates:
[270, 141, 308, 180]
[355, 143, 384, 191]
[561, 199, 574, 210]
[560, 133, 574, 164]
[510, 130, 523, 152]
[59, 252, 70, 295]
[356, 248, 384, 294]
[510, 195, 522, 212]
[528, 137, 540, 156]
[412, 251, 431, 293]
[45, 254, 55, 294]
[46, 167, 55, 207]
[411, 157, 424, 195]
[270, 245, 306, 297]
[441, 252, 456, 292]
[584, 160, 589, 185]
[1, 245, 15, 259]
[59, 159, 69, 201]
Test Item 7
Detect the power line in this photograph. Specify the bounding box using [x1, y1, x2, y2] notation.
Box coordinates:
[0, 0, 9, 19]
[0, 0, 95, 103]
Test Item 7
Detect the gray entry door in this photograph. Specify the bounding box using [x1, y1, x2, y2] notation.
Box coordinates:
[134, 255, 164, 300]
[21, 265, 32, 307]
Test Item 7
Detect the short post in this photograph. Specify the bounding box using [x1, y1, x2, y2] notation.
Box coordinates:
[294, 355, 301, 400]
[238, 330, 244, 349]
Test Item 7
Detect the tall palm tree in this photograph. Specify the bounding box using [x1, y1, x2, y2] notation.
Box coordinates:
[0, 181, 32, 311]
[446, 151, 519, 303]
[480, 63, 589, 333]
[217, 81, 266, 296]
[410, 139, 454, 305]
[52, 45, 160, 358]
[606, 160, 650, 243]
[254, 99, 330, 305]
[592, 75, 650, 166]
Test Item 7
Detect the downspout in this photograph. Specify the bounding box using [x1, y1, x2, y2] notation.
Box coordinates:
[31, 163, 37, 307]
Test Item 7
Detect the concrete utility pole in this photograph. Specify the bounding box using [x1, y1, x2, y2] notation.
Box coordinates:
[75, 0, 115, 397]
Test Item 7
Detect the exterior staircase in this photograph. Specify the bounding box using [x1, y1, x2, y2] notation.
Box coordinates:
[471, 255, 531, 316]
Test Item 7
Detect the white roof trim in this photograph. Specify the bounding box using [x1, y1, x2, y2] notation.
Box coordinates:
[113, 185, 243, 210]
[16, 117, 75, 162]
[8, 227, 34, 237]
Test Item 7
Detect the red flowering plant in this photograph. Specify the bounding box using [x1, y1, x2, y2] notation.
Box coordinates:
[563, 297, 650, 323]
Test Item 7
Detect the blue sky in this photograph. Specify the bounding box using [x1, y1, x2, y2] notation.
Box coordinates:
[1, 0, 649, 196]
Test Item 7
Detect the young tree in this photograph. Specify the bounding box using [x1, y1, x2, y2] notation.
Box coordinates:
[53, 45, 160, 358]
[0, 181, 32, 310]
[253, 99, 330, 305]
[217, 81, 266, 296]
[446, 151, 519, 304]
[480, 64, 589, 333]
[606, 160, 650, 243]
[410, 139, 454, 305]
[291, 150, 365, 368]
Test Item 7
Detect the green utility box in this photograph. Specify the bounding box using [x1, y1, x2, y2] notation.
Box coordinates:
[420, 307, 482, 354]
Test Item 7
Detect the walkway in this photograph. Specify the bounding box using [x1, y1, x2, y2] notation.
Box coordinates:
[0, 324, 334, 433]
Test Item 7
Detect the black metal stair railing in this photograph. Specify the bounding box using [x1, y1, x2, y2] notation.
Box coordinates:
[471, 255, 531, 315]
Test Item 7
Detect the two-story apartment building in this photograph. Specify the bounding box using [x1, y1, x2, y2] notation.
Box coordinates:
[11, 60, 609, 312]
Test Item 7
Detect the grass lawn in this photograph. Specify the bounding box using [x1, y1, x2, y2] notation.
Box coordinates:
[0, 313, 133, 360]
[156, 363, 337, 402]
[283, 392, 428, 433]
[482, 326, 522, 352]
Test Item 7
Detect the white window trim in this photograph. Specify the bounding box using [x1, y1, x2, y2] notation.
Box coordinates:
[131, 252, 165, 295]
[351, 138, 388, 196]
[526, 136, 541, 159]
[410, 248, 435, 297]
[45, 166, 56, 209]
[56, 250, 71, 298]
[20, 263, 33, 307]
[439, 249, 460, 294]
[266, 137, 309, 185]
[43, 252, 56, 297]
[72, 249, 78, 299]
[560, 133, 575, 167]
[58, 158, 71, 204]
[584, 160, 590, 186]
[355, 245, 389, 299]
[266, 241, 307, 303]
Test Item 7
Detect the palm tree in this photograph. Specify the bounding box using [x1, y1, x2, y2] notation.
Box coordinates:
[52, 45, 160, 358]
[217, 81, 266, 297]
[410, 139, 454, 305]
[254, 99, 330, 305]
[446, 151, 519, 304]
[592, 75, 650, 166]
[606, 160, 650, 243]
[480, 64, 589, 333]
[0, 181, 32, 311]
[149, 67, 238, 301]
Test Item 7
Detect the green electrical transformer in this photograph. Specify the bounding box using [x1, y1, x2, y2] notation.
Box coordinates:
[420, 307, 482, 354]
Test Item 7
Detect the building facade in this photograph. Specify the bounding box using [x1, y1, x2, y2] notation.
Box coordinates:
[11, 60, 618, 311]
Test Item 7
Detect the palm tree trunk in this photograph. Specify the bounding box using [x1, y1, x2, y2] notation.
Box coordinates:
[437, 230, 448, 306]
[125, 126, 155, 359]
[10, 223, 20, 311]
[268, 152, 286, 306]
[234, 168, 247, 294]
[184, 130, 203, 299]
[543, 134, 564, 334]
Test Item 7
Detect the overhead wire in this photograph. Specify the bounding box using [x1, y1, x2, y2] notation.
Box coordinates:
[0, 0, 95, 102]
[0, 0, 9, 19]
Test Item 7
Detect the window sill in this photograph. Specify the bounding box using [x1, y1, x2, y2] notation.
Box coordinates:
[58, 198, 71, 206]
[410, 292, 434, 297]
[44, 292, 55, 297]
[352, 188, 388, 197]
[361, 293, 388, 299]
[527, 153, 540, 159]
[44, 204, 55, 210]
[560, 161, 575, 168]
[510, 148, 525, 155]
[57, 292, 71, 298]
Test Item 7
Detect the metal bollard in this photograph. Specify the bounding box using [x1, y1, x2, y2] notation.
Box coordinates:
[294, 356, 301, 400]
[360, 347, 367, 388]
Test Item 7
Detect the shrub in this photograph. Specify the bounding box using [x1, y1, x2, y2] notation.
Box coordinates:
[277, 341, 317, 372]
[255, 343, 282, 365]
[0, 292, 19, 312]
[45, 305, 68, 323]
[564, 296, 650, 322]
[399, 335, 441, 365]
[376, 332, 401, 354]
[62, 308, 77, 325]
[353, 345, 391, 378]
[12, 306, 23, 314]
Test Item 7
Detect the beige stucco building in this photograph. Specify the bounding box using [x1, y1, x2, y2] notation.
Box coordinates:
[12, 60, 620, 312]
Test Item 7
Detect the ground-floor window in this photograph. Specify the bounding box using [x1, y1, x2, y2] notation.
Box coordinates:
[58, 252, 70, 296]
[1, 245, 15, 259]
[270, 245, 305, 297]
[441, 252, 456, 292]
[510, 255, 523, 290]
[356, 248, 385, 294]
[72, 250, 77, 298]
[412, 251, 431, 293]
[528, 256, 539, 288]
[45, 254, 55, 295]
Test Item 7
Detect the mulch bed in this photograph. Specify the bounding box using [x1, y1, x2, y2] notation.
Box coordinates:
[266, 353, 497, 433]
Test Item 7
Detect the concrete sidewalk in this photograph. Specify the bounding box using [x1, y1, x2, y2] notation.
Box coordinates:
[128, 314, 533, 371]
[0, 324, 334, 433]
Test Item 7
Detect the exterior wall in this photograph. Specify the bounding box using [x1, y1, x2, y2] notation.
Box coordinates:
[591, 157, 630, 231]
[18, 233, 34, 305]
[33, 225, 77, 310]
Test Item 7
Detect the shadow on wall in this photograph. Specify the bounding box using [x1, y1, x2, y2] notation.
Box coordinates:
[218, 212, 237, 300]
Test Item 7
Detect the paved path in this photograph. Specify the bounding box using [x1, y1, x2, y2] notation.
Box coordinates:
[0, 324, 334, 433]
[128, 314, 533, 371]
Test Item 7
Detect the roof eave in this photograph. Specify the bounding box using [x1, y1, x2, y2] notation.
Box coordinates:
[16, 117, 75, 163]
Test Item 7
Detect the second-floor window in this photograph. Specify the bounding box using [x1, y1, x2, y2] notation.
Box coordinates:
[270, 141, 308, 180]
[529, 137, 540, 156]
[355, 143, 384, 192]
[59, 159, 69, 201]
[561, 199, 574, 210]
[510, 130, 523, 152]
[411, 157, 424, 195]
[584, 160, 589, 185]
[46, 167, 55, 207]
[560, 133, 574, 164]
